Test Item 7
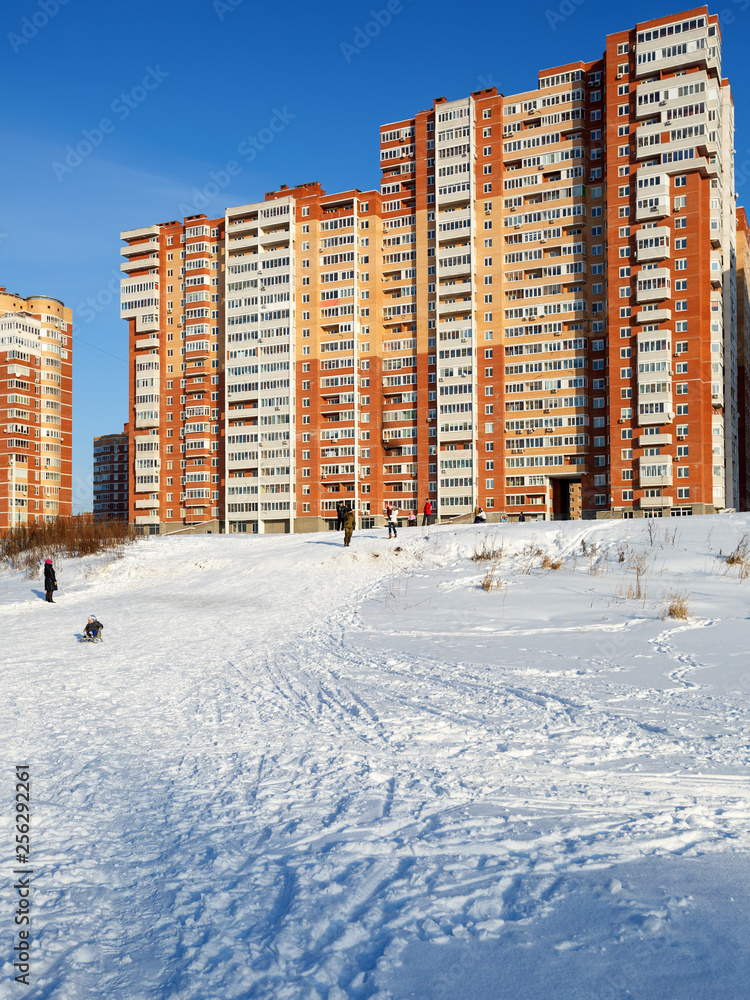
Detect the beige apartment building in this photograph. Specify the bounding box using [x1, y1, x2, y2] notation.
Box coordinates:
[0, 287, 73, 529]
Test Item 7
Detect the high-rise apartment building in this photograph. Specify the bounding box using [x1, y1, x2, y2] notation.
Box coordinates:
[120, 217, 224, 532]
[737, 207, 749, 510]
[122, 6, 746, 532]
[93, 425, 129, 520]
[0, 287, 73, 530]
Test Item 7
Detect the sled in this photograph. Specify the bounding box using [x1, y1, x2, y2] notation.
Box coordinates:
[79, 628, 103, 643]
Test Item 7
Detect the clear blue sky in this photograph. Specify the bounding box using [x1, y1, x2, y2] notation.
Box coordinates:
[1, 0, 748, 509]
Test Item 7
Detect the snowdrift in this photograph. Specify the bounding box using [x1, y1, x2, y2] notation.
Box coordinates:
[2, 515, 750, 998]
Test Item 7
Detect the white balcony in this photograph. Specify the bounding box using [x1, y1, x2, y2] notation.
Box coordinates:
[227, 217, 258, 235]
[227, 235, 258, 251]
[135, 312, 159, 333]
[135, 414, 159, 429]
[639, 494, 674, 509]
[638, 433, 673, 447]
[635, 85, 665, 120]
[121, 224, 160, 241]
[439, 279, 473, 296]
[437, 321, 472, 337]
[636, 227, 671, 263]
[635, 26, 714, 79]
[439, 298, 473, 316]
[135, 336, 159, 350]
[122, 239, 160, 257]
[134, 514, 160, 523]
[635, 191, 670, 221]
[637, 307, 672, 324]
[637, 394, 673, 426]
[637, 268, 671, 304]
[134, 477, 159, 493]
[438, 260, 472, 279]
[438, 206, 471, 223]
[134, 498, 156, 509]
[121, 256, 159, 273]
[227, 460, 258, 472]
[258, 227, 290, 246]
[635, 122, 664, 160]
[639, 458, 673, 487]
[438, 186, 472, 207]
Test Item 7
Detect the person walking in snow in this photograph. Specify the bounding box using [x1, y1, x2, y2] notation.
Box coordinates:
[518, 511, 525, 523]
[43, 558, 57, 603]
[336, 500, 347, 531]
[385, 503, 399, 539]
[408, 510, 416, 528]
[343, 506, 356, 547]
[473, 506, 487, 524]
[422, 499, 432, 527]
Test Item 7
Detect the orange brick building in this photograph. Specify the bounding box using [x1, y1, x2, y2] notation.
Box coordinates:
[120, 217, 224, 532]
[0, 287, 73, 530]
[737, 207, 750, 510]
[121, 6, 747, 532]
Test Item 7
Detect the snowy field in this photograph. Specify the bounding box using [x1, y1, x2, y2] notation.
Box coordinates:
[2, 514, 750, 999]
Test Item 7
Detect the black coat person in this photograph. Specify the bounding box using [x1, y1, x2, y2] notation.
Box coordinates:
[44, 559, 56, 603]
[336, 501, 347, 531]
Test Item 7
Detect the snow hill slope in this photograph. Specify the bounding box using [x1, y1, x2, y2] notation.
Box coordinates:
[2, 515, 750, 999]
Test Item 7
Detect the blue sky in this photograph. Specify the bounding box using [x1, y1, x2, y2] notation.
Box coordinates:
[1, 0, 748, 508]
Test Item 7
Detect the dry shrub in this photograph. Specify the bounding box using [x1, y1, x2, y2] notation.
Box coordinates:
[480, 562, 502, 592]
[472, 538, 504, 562]
[664, 591, 690, 620]
[1, 517, 135, 572]
[726, 534, 750, 578]
[541, 555, 563, 570]
[614, 551, 649, 601]
[629, 552, 649, 600]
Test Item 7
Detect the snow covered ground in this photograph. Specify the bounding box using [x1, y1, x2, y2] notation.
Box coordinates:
[2, 514, 750, 999]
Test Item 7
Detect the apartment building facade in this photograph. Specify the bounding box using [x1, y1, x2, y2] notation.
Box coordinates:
[120, 216, 225, 532]
[93, 425, 129, 520]
[0, 287, 73, 530]
[737, 207, 749, 510]
[122, 6, 745, 533]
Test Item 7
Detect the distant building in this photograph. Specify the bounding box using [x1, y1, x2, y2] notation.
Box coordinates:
[93, 425, 129, 520]
[0, 287, 73, 530]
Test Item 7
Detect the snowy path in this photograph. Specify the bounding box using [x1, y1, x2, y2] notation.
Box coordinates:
[2, 517, 750, 998]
